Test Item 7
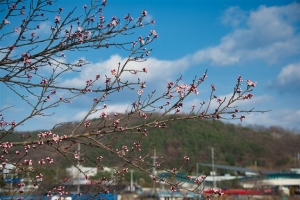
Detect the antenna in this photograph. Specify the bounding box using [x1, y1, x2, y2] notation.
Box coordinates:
[212, 147, 216, 188]
[151, 148, 158, 194]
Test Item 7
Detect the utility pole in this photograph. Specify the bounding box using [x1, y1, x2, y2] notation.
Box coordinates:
[77, 143, 81, 194]
[255, 160, 258, 189]
[212, 147, 216, 188]
[196, 163, 199, 176]
[151, 148, 158, 194]
[196, 162, 204, 198]
[130, 170, 134, 191]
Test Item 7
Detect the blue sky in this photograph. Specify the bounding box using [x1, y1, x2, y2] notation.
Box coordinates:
[1, 0, 299, 132]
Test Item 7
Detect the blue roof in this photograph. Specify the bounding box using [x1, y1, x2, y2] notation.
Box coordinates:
[199, 163, 276, 174]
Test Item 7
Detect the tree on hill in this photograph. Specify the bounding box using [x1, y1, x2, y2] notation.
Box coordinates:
[0, 0, 268, 198]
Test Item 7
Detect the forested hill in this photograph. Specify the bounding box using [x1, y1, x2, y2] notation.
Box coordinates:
[10, 118, 300, 172]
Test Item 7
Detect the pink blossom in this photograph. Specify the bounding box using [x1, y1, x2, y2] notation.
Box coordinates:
[243, 93, 254, 100]
[142, 67, 148, 73]
[52, 134, 60, 143]
[24, 57, 31, 64]
[137, 89, 143, 95]
[74, 151, 79, 159]
[3, 19, 10, 24]
[10, 3, 16, 9]
[240, 115, 246, 122]
[150, 30, 158, 38]
[97, 156, 103, 161]
[237, 75, 242, 83]
[18, 182, 25, 187]
[236, 88, 242, 93]
[40, 79, 47, 85]
[111, 69, 117, 76]
[171, 168, 176, 173]
[246, 79, 257, 87]
[211, 84, 215, 91]
[122, 146, 128, 151]
[55, 15, 61, 23]
[111, 20, 117, 27]
[150, 30, 157, 36]
[100, 112, 108, 118]
[184, 156, 189, 162]
[134, 141, 141, 151]
[23, 159, 32, 165]
[36, 173, 43, 179]
[138, 36, 145, 45]
[194, 175, 206, 184]
[140, 82, 146, 88]
[84, 120, 90, 127]
[170, 185, 176, 192]
[46, 157, 53, 163]
[38, 159, 46, 165]
[142, 10, 147, 16]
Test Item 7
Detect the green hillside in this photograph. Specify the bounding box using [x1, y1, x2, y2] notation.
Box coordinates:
[7, 118, 300, 174]
[96, 118, 300, 172]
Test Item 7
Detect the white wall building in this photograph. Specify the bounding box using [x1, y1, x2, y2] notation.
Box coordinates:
[66, 165, 97, 184]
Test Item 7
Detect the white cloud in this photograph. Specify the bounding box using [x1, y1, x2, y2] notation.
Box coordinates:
[35, 21, 52, 36]
[60, 54, 191, 88]
[221, 6, 247, 27]
[192, 3, 300, 66]
[268, 62, 300, 94]
[276, 62, 300, 86]
[184, 96, 299, 130]
[73, 103, 130, 121]
[241, 109, 300, 130]
[143, 14, 154, 24]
